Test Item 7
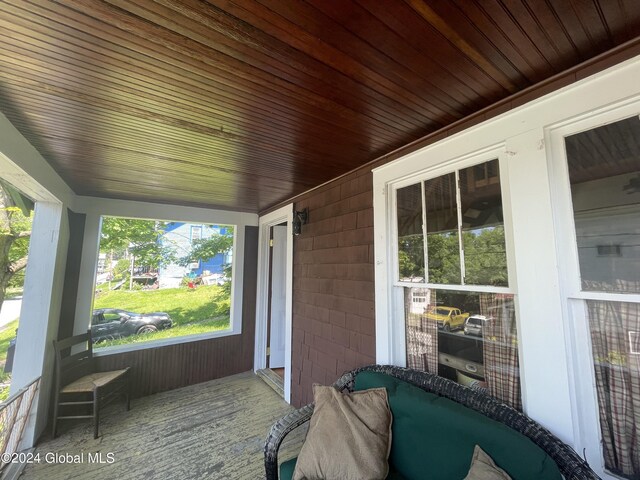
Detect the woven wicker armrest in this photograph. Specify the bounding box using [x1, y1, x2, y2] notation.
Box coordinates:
[264, 403, 314, 480]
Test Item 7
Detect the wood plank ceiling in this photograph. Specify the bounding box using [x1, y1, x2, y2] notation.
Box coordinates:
[1, 1, 639, 213]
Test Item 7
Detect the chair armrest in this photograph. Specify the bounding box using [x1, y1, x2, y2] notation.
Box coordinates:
[264, 404, 314, 480]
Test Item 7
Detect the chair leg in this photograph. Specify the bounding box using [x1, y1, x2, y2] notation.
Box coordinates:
[52, 392, 60, 438]
[93, 391, 100, 439]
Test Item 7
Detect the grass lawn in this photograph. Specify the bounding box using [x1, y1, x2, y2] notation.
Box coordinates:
[0, 319, 19, 401]
[93, 284, 230, 349]
[5, 287, 23, 299]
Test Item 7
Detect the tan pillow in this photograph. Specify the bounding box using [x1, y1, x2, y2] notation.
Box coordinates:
[464, 445, 512, 480]
[292, 385, 392, 480]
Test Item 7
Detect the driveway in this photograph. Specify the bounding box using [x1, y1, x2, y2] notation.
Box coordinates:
[0, 297, 21, 329]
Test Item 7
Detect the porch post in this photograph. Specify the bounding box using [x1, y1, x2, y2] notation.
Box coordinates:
[10, 201, 68, 447]
[73, 213, 102, 335]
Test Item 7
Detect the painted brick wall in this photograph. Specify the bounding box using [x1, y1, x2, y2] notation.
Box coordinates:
[290, 169, 375, 407]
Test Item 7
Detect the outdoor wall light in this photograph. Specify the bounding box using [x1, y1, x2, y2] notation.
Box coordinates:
[292, 208, 308, 236]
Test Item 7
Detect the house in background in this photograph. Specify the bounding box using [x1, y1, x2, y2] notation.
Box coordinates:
[158, 222, 232, 289]
[0, 3, 639, 479]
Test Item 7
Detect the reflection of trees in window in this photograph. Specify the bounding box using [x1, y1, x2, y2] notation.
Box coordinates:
[397, 159, 508, 286]
[463, 227, 508, 286]
[397, 183, 424, 281]
[459, 160, 507, 286]
[425, 173, 461, 284]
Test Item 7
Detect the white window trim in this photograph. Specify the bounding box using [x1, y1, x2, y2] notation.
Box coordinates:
[373, 56, 640, 479]
[547, 98, 640, 479]
[74, 198, 258, 346]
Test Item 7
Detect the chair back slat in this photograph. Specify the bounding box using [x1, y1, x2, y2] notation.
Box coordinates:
[55, 332, 90, 351]
[53, 330, 95, 388]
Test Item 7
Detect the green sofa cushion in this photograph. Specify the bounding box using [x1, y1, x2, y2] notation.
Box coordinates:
[354, 371, 563, 480]
[280, 457, 297, 480]
[279, 457, 407, 480]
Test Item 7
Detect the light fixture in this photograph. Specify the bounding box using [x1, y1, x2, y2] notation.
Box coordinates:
[292, 208, 308, 236]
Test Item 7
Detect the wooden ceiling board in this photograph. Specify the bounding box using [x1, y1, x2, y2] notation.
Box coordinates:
[0, 0, 639, 213]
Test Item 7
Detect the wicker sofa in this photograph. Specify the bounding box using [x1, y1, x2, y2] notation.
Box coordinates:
[265, 365, 600, 480]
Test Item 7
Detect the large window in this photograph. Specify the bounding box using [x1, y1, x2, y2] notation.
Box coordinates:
[396, 158, 520, 409]
[565, 116, 640, 479]
[92, 217, 235, 350]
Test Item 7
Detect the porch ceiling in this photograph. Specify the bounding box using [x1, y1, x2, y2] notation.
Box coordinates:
[1, 1, 639, 213]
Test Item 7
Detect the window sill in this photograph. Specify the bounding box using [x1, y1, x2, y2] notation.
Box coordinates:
[92, 328, 239, 356]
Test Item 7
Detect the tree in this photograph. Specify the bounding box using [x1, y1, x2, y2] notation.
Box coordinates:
[176, 226, 234, 268]
[100, 217, 175, 270]
[0, 185, 32, 309]
[177, 226, 235, 290]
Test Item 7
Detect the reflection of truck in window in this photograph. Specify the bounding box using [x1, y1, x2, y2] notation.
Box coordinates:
[425, 306, 469, 331]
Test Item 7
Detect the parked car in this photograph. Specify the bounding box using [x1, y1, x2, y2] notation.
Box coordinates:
[91, 308, 172, 343]
[424, 306, 469, 331]
[463, 315, 488, 337]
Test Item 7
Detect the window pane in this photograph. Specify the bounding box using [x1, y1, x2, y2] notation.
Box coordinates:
[587, 300, 640, 479]
[397, 184, 425, 282]
[424, 173, 461, 284]
[404, 287, 521, 410]
[565, 116, 640, 293]
[459, 159, 508, 287]
[93, 218, 234, 349]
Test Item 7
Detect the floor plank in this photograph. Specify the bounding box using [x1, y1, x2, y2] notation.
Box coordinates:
[20, 372, 305, 480]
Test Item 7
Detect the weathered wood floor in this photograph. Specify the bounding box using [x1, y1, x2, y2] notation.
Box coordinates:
[20, 371, 306, 479]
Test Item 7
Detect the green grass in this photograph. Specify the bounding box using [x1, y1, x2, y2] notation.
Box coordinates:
[0, 319, 19, 401]
[5, 287, 23, 299]
[93, 284, 231, 349]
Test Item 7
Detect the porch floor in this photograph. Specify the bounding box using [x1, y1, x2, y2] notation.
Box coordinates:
[20, 371, 306, 479]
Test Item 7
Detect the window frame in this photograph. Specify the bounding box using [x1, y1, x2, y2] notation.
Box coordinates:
[373, 58, 640, 480]
[547, 102, 640, 479]
[379, 146, 518, 371]
[390, 147, 516, 294]
[87, 214, 245, 356]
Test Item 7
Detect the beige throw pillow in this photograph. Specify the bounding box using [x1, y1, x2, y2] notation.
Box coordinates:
[464, 445, 512, 480]
[292, 385, 392, 480]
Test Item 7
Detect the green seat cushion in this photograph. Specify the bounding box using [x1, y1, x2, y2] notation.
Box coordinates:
[355, 371, 563, 480]
[279, 457, 297, 480]
[279, 457, 406, 480]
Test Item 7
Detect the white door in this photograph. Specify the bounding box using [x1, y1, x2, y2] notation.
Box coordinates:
[269, 225, 287, 368]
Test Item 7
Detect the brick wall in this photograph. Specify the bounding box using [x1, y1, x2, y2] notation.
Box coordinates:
[290, 169, 375, 407]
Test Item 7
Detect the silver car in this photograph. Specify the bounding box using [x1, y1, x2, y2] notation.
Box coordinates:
[463, 315, 488, 337]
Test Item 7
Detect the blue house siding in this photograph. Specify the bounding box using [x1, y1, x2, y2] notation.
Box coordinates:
[158, 223, 231, 288]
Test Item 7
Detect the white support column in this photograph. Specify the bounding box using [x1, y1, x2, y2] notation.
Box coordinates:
[504, 129, 576, 445]
[73, 213, 102, 334]
[10, 202, 68, 446]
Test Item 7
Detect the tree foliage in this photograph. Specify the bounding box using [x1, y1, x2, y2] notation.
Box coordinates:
[398, 226, 508, 286]
[100, 217, 175, 269]
[100, 218, 234, 277]
[0, 186, 32, 308]
[177, 226, 234, 267]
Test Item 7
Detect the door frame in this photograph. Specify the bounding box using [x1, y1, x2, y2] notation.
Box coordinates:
[254, 204, 293, 402]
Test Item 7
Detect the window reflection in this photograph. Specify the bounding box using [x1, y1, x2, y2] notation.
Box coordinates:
[405, 288, 521, 410]
[566, 116, 640, 293]
[459, 160, 508, 287]
[424, 173, 461, 284]
[397, 184, 425, 282]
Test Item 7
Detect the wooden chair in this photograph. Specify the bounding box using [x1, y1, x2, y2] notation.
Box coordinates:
[52, 329, 131, 439]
